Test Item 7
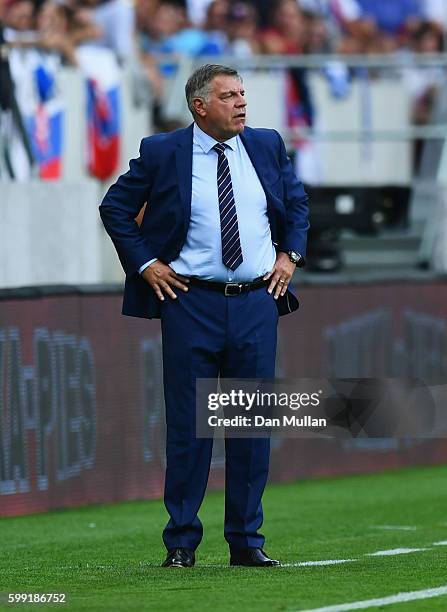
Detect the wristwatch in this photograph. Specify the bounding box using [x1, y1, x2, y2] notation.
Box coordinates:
[287, 251, 305, 268]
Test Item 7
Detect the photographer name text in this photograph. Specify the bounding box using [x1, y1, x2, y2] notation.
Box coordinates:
[207, 415, 327, 428]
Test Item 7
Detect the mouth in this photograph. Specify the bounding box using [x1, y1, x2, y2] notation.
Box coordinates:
[234, 113, 246, 120]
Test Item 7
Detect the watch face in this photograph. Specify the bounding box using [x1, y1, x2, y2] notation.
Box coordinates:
[289, 251, 299, 263]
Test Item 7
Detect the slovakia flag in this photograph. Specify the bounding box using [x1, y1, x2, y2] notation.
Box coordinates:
[9, 50, 64, 180]
[86, 78, 120, 180]
[78, 47, 121, 181]
[29, 62, 63, 179]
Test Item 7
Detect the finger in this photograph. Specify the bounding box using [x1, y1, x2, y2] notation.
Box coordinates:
[160, 280, 177, 300]
[280, 280, 289, 296]
[268, 274, 281, 294]
[274, 277, 288, 299]
[263, 268, 275, 281]
[171, 271, 190, 283]
[169, 277, 189, 292]
[274, 279, 285, 300]
[152, 282, 165, 302]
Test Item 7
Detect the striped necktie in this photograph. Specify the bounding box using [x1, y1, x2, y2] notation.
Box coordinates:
[213, 143, 243, 271]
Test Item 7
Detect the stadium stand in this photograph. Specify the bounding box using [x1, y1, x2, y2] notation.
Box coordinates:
[1, 0, 447, 515]
[1, 0, 447, 274]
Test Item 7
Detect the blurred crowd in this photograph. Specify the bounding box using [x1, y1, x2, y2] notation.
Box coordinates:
[1, 0, 445, 67]
[1, 0, 446, 174]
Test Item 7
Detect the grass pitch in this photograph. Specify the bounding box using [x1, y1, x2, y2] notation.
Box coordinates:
[1, 464, 447, 611]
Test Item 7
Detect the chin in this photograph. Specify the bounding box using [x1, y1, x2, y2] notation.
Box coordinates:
[219, 123, 244, 140]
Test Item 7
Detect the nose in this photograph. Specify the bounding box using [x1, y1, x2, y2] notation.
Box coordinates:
[236, 93, 246, 107]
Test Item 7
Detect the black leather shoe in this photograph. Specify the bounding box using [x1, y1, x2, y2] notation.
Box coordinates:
[230, 547, 280, 567]
[162, 548, 195, 568]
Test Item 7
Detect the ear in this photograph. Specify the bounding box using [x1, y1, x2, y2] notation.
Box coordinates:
[193, 97, 207, 118]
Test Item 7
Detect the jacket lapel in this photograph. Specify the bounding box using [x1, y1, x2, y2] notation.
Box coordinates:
[175, 123, 194, 223]
[240, 127, 275, 196]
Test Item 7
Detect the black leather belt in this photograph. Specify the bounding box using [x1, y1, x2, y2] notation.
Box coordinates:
[188, 276, 268, 296]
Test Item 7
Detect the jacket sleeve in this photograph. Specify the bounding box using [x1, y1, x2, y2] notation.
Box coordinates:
[99, 138, 158, 277]
[275, 130, 310, 256]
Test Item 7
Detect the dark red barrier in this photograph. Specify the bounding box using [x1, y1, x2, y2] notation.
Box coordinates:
[1, 279, 446, 516]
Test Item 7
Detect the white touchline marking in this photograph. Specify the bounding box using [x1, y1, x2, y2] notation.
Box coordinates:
[292, 585, 447, 612]
[369, 525, 417, 531]
[200, 560, 357, 569]
[433, 540, 447, 546]
[366, 547, 429, 557]
[281, 559, 357, 567]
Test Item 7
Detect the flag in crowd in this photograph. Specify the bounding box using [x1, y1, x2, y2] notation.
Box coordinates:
[3, 45, 121, 182]
[78, 47, 121, 181]
[7, 48, 64, 180]
[29, 61, 64, 179]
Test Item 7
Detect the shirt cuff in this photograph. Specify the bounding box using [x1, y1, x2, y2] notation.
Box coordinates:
[139, 258, 158, 274]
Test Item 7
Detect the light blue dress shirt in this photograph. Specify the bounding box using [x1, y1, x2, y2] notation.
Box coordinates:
[139, 123, 276, 282]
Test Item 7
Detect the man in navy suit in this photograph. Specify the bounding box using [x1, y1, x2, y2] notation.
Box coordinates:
[100, 64, 309, 568]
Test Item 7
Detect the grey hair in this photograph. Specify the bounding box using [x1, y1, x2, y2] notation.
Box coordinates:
[185, 64, 242, 116]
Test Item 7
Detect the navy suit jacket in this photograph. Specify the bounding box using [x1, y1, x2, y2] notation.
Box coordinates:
[99, 123, 309, 319]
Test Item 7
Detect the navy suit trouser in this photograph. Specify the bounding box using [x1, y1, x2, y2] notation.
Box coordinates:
[160, 283, 278, 551]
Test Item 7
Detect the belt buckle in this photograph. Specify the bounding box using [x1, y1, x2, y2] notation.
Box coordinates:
[224, 282, 242, 296]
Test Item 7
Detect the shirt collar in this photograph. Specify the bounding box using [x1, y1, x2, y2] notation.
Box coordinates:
[193, 122, 238, 153]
